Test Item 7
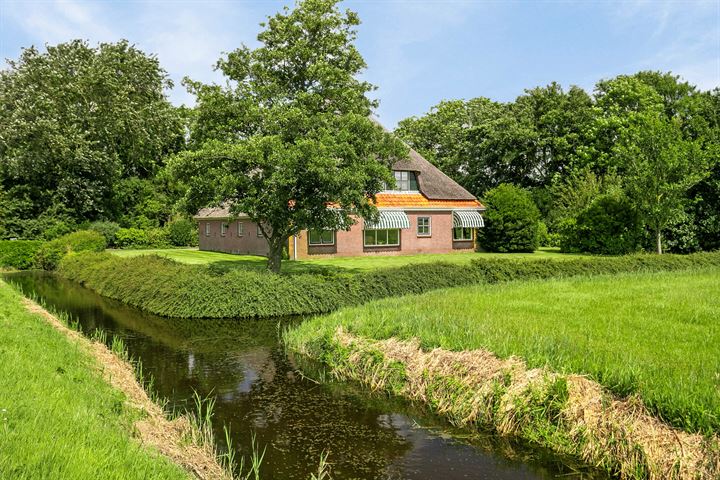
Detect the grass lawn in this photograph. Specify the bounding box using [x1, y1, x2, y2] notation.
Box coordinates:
[0, 281, 189, 479]
[287, 268, 720, 434]
[110, 247, 581, 274]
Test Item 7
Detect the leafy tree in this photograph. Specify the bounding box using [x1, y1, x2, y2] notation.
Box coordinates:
[614, 112, 708, 254]
[477, 184, 540, 253]
[0, 40, 183, 236]
[170, 0, 406, 272]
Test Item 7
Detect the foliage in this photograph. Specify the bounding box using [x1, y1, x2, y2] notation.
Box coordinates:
[286, 267, 720, 436]
[0, 240, 43, 269]
[89, 221, 121, 247]
[0, 40, 183, 235]
[0, 282, 189, 479]
[477, 184, 540, 253]
[57, 250, 720, 319]
[114, 228, 150, 249]
[34, 230, 107, 270]
[170, 0, 407, 272]
[167, 219, 198, 247]
[561, 195, 643, 255]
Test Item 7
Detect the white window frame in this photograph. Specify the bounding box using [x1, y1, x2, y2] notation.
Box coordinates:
[453, 227, 474, 241]
[205, 222, 210, 236]
[257, 225, 264, 237]
[363, 229, 400, 247]
[221, 222, 228, 236]
[308, 230, 335, 246]
[417, 216, 431, 237]
[393, 171, 418, 191]
[237, 222, 244, 237]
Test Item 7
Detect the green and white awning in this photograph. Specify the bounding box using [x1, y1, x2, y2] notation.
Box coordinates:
[453, 210, 485, 228]
[364, 210, 411, 230]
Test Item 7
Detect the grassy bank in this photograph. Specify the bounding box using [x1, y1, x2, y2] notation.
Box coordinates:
[58, 250, 720, 318]
[0, 280, 194, 479]
[286, 269, 720, 478]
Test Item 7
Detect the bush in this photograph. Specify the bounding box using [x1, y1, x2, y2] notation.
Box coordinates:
[477, 184, 540, 253]
[562, 195, 644, 255]
[57, 250, 720, 319]
[0, 240, 43, 269]
[89, 222, 121, 247]
[146, 228, 171, 248]
[167, 219, 197, 247]
[34, 230, 107, 270]
[114, 228, 150, 248]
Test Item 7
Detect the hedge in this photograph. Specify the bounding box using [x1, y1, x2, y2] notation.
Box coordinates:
[0, 240, 43, 270]
[57, 251, 720, 319]
[34, 230, 107, 270]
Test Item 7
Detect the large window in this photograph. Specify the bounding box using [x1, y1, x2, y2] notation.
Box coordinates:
[237, 222, 244, 236]
[308, 230, 335, 245]
[417, 216, 431, 237]
[393, 171, 418, 191]
[453, 227, 473, 241]
[364, 229, 400, 247]
[221, 223, 228, 236]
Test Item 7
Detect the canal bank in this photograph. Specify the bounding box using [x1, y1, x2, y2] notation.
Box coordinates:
[3, 271, 605, 479]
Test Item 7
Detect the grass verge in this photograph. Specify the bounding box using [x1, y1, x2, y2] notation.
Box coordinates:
[57, 250, 720, 318]
[0, 279, 228, 479]
[285, 269, 720, 478]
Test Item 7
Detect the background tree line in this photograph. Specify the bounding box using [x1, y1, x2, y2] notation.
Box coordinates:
[396, 73, 719, 254]
[1, 5, 717, 258]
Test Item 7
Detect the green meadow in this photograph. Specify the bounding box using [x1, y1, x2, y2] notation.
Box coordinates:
[0, 281, 189, 480]
[287, 268, 720, 435]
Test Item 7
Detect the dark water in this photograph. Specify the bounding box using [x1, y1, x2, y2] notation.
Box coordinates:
[5, 272, 604, 480]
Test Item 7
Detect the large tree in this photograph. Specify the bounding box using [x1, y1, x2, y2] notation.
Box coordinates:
[170, 0, 406, 272]
[0, 40, 183, 237]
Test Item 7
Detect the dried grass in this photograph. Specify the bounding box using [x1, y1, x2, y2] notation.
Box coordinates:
[332, 327, 719, 479]
[22, 298, 229, 480]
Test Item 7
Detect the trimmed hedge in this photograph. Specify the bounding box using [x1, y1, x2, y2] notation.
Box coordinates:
[57, 251, 720, 319]
[0, 240, 43, 269]
[34, 230, 107, 270]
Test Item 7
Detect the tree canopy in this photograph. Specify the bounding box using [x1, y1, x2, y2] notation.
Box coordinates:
[170, 0, 406, 272]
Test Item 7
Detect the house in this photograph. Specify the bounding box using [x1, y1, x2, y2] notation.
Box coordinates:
[194, 148, 485, 259]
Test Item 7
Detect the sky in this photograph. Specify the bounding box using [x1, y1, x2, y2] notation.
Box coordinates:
[1, 0, 718, 127]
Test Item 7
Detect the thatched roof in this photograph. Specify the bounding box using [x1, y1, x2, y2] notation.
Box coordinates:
[392, 148, 476, 200]
[194, 204, 247, 220]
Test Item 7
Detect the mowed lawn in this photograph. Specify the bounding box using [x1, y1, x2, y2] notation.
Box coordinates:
[110, 247, 582, 273]
[0, 281, 188, 479]
[288, 268, 720, 434]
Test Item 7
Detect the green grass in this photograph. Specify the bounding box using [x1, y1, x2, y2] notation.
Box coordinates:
[287, 268, 720, 434]
[110, 247, 582, 274]
[0, 280, 189, 479]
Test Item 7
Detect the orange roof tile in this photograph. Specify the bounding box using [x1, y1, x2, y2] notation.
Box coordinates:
[374, 192, 484, 209]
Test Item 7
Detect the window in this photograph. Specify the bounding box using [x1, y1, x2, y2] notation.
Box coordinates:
[391, 171, 418, 191]
[453, 227, 473, 241]
[257, 225, 264, 237]
[308, 230, 335, 245]
[417, 216, 431, 237]
[221, 223, 228, 236]
[364, 229, 400, 247]
[205, 223, 210, 236]
[237, 222, 244, 236]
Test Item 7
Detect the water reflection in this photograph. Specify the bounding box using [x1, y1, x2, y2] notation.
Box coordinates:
[5, 272, 603, 480]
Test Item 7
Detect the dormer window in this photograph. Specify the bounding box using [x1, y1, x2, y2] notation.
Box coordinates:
[392, 171, 418, 191]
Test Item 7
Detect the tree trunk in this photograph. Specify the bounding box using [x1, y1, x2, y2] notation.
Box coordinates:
[655, 227, 663, 255]
[267, 236, 286, 273]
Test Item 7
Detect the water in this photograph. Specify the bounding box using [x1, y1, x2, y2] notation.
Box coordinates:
[5, 272, 604, 480]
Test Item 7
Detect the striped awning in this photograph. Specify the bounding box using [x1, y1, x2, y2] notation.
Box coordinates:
[453, 210, 485, 228]
[364, 210, 411, 230]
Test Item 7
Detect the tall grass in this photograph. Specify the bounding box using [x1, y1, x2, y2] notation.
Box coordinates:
[287, 268, 720, 435]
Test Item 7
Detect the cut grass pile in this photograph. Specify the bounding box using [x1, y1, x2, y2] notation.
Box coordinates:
[286, 268, 720, 436]
[0, 280, 190, 479]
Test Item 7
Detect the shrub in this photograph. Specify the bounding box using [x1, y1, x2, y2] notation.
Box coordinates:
[167, 219, 198, 247]
[0, 240, 43, 269]
[89, 221, 121, 247]
[57, 250, 720, 319]
[562, 195, 644, 255]
[146, 228, 171, 248]
[477, 184, 540, 253]
[114, 228, 150, 248]
[34, 230, 107, 270]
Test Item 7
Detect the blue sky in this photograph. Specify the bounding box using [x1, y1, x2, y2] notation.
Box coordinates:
[1, 0, 718, 127]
